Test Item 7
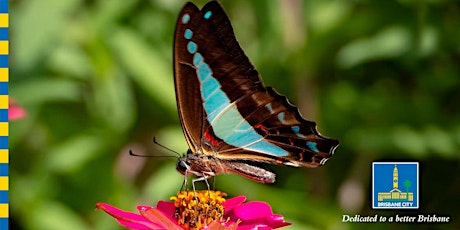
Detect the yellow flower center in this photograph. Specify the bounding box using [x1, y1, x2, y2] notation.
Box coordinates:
[170, 190, 226, 230]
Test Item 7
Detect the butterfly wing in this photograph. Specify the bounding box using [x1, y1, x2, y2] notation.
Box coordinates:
[174, 1, 338, 168]
[174, 3, 207, 154]
[174, 2, 262, 154]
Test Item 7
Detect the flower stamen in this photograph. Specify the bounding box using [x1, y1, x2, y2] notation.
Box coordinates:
[170, 190, 226, 230]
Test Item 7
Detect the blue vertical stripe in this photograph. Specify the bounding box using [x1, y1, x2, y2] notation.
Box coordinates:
[0, 28, 6, 40]
[0, 110, 6, 122]
[0, 82, 6, 94]
[0, 137, 6, 149]
[0, 191, 6, 203]
[0, 1, 7, 13]
[0, 219, 7, 229]
[0, 55, 6, 68]
[0, 164, 7, 176]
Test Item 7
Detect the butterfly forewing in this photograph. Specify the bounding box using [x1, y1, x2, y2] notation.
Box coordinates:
[174, 1, 264, 154]
[174, 3, 208, 153]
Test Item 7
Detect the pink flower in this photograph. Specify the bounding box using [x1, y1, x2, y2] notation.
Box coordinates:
[96, 191, 291, 230]
[9, 98, 27, 120]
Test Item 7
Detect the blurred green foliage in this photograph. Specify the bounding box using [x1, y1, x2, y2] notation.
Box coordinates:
[9, 0, 460, 229]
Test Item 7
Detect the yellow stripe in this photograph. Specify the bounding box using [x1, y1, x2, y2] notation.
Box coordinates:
[0, 68, 7, 82]
[0, 204, 7, 218]
[0, 96, 6, 109]
[0, 177, 6, 190]
[0, 14, 7, 28]
[0, 41, 7, 55]
[0, 150, 7, 163]
[0, 123, 6, 136]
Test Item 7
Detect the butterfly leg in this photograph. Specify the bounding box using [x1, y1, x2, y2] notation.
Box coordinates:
[191, 174, 211, 192]
[181, 174, 188, 191]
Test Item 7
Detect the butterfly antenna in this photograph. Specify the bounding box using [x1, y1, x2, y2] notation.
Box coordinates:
[128, 149, 177, 158]
[153, 136, 182, 157]
[128, 149, 144, 157]
[128, 137, 182, 158]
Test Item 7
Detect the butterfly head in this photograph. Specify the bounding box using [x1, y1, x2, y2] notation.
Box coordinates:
[176, 150, 193, 176]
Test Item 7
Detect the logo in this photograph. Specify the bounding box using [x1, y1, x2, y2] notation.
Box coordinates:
[372, 162, 419, 209]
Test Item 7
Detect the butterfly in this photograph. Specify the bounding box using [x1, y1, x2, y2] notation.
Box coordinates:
[173, 1, 339, 187]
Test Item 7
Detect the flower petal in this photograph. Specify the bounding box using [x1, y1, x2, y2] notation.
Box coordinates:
[223, 196, 246, 215]
[236, 226, 271, 230]
[237, 219, 291, 230]
[117, 219, 158, 230]
[96, 203, 163, 229]
[236, 214, 292, 230]
[156, 200, 176, 216]
[230, 201, 272, 220]
[265, 214, 291, 226]
[203, 220, 238, 230]
[224, 200, 291, 229]
[138, 206, 183, 230]
[9, 99, 27, 120]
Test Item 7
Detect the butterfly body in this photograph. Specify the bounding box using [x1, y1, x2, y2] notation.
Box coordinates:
[174, 1, 339, 184]
[177, 149, 276, 184]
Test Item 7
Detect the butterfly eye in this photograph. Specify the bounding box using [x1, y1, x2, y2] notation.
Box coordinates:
[176, 160, 189, 175]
